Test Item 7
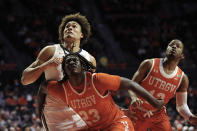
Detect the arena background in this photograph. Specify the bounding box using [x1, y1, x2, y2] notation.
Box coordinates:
[0, 0, 197, 130]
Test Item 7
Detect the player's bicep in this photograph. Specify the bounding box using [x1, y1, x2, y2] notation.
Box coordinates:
[25, 46, 54, 69]
[37, 46, 55, 64]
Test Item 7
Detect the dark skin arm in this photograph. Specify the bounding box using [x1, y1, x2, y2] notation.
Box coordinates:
[120, 77, 164, 109]
[176, 74, 197, 126]
[122, 59, 160, 120]
[128, 59, 153, 106]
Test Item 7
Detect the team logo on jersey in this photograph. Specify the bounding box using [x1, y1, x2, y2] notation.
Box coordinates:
[174, 74, 181, 80]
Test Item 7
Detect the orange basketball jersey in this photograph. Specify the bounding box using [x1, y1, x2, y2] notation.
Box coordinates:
[137, 58, 184, 110]
[62, 72, 126, 130]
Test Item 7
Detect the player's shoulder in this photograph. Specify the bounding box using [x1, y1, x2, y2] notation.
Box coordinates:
[140, 58, 154, 66]
[81, 49, 93, 56]
[42, 44, 56, 51]
[93, 72, 118, 79]
[80, 49, 96, 65]
[38, 44, 57, 58]
[137, 58, 155, 73]
[81, 48, 89, 53]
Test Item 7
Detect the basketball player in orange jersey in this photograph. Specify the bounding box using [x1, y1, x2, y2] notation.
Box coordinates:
[126, 39, 197, 131]
[45, 53, 164, 131]
[21, 13, 96, 130]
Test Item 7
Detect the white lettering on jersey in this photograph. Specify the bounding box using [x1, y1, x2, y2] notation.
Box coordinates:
[71, 95, 96, 109]
[148, 76, 176, 93]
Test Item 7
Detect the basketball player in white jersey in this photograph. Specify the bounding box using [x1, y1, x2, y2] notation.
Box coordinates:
[21, 13, 96, 131]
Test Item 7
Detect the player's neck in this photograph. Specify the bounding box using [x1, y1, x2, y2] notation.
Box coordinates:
[163, 57, 179, 71]
[68, 72, 85, 87]
[62, 42, 80, 53]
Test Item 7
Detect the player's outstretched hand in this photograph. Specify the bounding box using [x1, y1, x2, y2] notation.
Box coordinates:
[128, 90, 143, 107]
[189, 115, 197, 126]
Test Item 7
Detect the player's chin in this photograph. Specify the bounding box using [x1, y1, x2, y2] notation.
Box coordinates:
[64, 36, 75, 42]
[71, 70, 81, 75]
[167, 54, 176, 59]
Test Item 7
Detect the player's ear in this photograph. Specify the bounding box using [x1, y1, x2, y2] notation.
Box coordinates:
[181, 53, 184, 59]
[80, 33, 83, 39]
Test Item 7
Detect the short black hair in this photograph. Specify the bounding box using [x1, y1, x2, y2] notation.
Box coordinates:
[60, 53, 96, 82]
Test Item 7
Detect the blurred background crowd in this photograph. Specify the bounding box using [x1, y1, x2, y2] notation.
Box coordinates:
[0, 0, 197, 130]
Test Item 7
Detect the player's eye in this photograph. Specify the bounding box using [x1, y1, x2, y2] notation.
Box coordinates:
[73, 25, 77, 28]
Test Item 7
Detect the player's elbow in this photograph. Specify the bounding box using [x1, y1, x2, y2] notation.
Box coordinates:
[176, 104, 192, 120]
[21, 76, 28, 85]
[176, 105, 181, 113]
[21, 72, 32, 85]
[176, 104, 185, 114]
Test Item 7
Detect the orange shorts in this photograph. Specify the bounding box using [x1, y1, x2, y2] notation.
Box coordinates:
[81, 116, 134, 131]
[132, 108, 172, 131]
[103, 116, 134, 131]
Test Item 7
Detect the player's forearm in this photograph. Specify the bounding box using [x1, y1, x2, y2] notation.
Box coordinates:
[128, 90, 137, 98]
[176, 104, 194, 120]
[176, 92, 194, 120]
[21, 64, 46, 85]
[129, 81, 163, 108]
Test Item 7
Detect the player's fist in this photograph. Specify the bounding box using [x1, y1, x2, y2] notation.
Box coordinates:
[128, 90, 143, 107]
[189, 115, 197, 126]
[154, 99, 164, 109]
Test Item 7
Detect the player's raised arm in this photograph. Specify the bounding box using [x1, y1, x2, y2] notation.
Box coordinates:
[21, 45, 60, 85]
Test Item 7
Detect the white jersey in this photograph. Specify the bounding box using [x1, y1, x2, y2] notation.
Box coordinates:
[45, 44, 91, 81]
[43, 44, 90, 131]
